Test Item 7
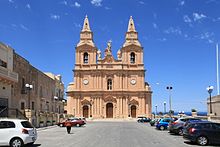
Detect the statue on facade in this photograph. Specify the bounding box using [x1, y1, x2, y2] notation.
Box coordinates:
[117, 49, 121, 60]
[97, 49, 101, 60]
[105, 40, 112, 56]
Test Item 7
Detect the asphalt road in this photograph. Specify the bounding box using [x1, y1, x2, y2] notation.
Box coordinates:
[34, 121, 218, 147]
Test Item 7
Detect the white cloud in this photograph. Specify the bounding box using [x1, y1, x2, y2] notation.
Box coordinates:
[61, 0, 68, 5]
[197, 32, 215, 44]
[153, 13, 157, 20]
[50, 14, 61, 20]
[152, 23, 158, 29]
[193, 13, 207, 21]
[26, 4, 31, 9]
[158, 38, 167, 42]
[184, 34, 188, 38]
[212, 17, 220, 22]
[74, 2, 81, 7]
[206, 0, 217, 3]
[105, 6, 111, 10]
[91, 0, 102, 7]
[183, 15, 192, 23]
[11, 24, 17, 28]
[74, 23, 81, 28]
[20, 24, 29, 31]
[179, 0, 185, 6]
[8, 0, 14, 3]
[164, 27, 182, 35]
[139, 1, 145, 5]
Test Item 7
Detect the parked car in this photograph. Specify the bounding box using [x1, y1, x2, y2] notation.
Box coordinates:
[169, 117, 201, 135]
[149, 118, 160, 126]
[183, 119, 203, 128]
[156, 118, 172, 130]
[0, 118, 37, 147]
[57, 118, 86, 127]
[183, 121, 220, 146]
[137, 117, 151, 123]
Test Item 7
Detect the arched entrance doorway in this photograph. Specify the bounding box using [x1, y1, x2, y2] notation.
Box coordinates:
[131, 105, 136, 118]
[83, 105, 89, 118]
[106, 103, 113, 118]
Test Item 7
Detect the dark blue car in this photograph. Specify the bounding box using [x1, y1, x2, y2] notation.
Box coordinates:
[156, 118, 172, 130]
[183, 121, 220, 146]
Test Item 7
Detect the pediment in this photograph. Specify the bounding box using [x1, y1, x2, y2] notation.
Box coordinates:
[103, 96, 117, 103]
[101, 55, 116, 64]
[81, 99, 91, 105]
[129, 99, 139, 105]
[122, 43, 143, 51]
[76, 40, 95, 48]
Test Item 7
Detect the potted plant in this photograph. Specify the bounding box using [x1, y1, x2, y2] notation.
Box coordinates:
[47, 120, 51, 126]
[191, 109, 197, 117]
[39, 121, 44, 127]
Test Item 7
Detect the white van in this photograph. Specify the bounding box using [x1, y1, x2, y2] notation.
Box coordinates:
[0, 118, 37, 147]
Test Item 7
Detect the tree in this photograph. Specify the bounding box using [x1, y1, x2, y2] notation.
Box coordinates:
[169, 110, 174, 115]
[191, 108, 197, 112]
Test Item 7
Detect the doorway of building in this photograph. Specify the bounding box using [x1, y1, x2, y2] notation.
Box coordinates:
[83, 105, 89, 118]
[131, 105, 136, 118]
[0, 98, 8, 117]
[106, 103, 113, 118]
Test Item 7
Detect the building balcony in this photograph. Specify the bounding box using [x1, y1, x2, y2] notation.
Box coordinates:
[0, 66, 18, 83]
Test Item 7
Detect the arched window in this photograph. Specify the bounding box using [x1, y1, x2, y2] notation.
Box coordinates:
[107, 79, 112, 90]
[83, 52, 88, 63]
[130, 52, 135, 63]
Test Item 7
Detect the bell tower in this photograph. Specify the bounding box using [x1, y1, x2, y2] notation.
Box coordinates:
[121, 16, 143, 65]
[75, 15, 97, 68]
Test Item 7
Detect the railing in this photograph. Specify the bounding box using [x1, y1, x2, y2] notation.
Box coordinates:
[0, 66, 18, 82]
[0, 107, 28, 120]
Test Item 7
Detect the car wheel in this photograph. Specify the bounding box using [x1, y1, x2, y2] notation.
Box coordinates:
[76, 124, 80, 127]
[10, 138, 24, 147]
[60, 123, 63, 127]
[178, 128, 183, 135]
[160, 126, 165, 130]
[197, 136, 208, 146]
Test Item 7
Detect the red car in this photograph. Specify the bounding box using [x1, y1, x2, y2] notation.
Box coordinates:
[57, 118, 86, 127]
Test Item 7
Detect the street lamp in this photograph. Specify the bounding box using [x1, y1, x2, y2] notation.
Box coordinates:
[166, 86, 173, 113]
[155, 105, 158, 116]
[25, 83, 33, 109]
[164, 101, 166, 114]
[206, 86, 214, 114]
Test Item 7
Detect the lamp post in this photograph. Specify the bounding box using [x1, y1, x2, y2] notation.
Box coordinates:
[25, 83, 33, 109]
[166, 86, 173, 113]
[128, 104, 131, 117]
[206, 86, 214, 114]
[164, 101, 166, 114]
[62, 99, 66, 114]
[155, 105, 158, 116]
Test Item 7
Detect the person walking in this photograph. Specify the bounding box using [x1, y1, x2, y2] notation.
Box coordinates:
[65, 119, 72, 134]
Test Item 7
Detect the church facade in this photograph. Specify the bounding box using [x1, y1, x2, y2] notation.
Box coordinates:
[66, 16, 152, 119]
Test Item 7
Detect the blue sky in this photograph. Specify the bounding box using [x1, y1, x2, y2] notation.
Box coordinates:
[1, 0, 220, 113]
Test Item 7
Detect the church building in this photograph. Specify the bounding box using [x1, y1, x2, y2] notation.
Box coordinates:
[66, 16, 152, 119]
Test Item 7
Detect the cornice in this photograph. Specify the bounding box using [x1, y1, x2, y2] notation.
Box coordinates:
[66, 90, 152, 96]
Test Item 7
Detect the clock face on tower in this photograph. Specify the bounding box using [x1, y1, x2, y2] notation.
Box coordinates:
[83, 79, 89, 85]
[130, 79, 136, 85]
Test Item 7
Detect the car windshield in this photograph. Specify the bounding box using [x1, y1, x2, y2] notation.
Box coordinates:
[21, 121, 34, 128]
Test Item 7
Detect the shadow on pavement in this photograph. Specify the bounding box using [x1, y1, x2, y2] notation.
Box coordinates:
[26, 144, 41, 147]
[184, 141, 220, 146]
